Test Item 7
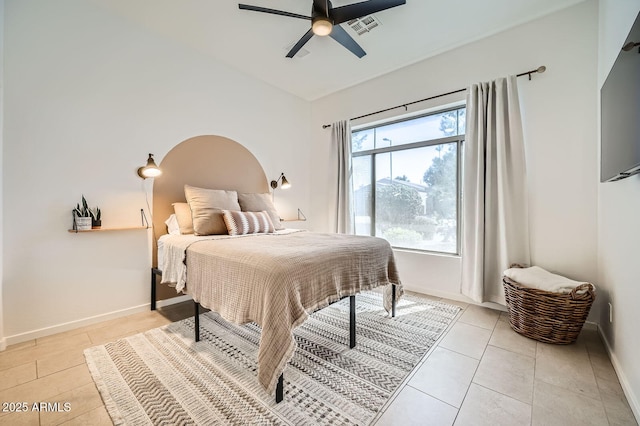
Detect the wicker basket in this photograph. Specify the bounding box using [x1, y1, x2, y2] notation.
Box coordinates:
[503, 267, 595, 344]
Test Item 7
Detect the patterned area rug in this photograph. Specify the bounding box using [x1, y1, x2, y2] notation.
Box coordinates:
[85, 291, 460, 425]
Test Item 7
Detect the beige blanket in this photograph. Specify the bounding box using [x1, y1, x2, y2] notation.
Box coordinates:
[160, 231, 402, 395]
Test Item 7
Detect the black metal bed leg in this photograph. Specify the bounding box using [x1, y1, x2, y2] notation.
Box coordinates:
[150, 267, 159, 311]
[392, 284, 397, 318]
[349, 295, 356, 349]
[275, 374, 284, 403]
[194, 301, 200, 342]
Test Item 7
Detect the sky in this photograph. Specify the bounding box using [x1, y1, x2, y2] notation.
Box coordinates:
[352, 108, 465, 187]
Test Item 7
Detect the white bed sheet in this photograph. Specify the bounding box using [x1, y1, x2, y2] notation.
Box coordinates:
[157, 229, 302, 274]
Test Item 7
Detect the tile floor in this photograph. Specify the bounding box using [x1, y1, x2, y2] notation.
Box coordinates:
[373, 298, 638, 426]
[0, 296, 637, 425]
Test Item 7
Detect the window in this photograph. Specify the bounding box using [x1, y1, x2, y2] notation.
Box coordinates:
[352, 106, 465, 254]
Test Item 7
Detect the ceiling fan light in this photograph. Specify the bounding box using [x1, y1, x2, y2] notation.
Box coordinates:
[312, 17, 333, 36]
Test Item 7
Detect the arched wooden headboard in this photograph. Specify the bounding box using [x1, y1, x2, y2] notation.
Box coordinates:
[152, 135, 269, 266]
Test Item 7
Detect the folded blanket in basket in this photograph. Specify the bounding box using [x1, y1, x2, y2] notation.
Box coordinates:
[503, 266, 593, 294]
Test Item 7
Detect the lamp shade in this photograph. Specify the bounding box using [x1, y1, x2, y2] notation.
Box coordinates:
[312, 17, 333, 36]
[270, 172, 291, 189]
[137, 153, 162, 179]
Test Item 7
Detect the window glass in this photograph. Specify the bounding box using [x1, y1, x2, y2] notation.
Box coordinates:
[457, 108, 466, 135]
[352, 128, 374, 153]
[352, 106, 464, 254]
[374, 110, 464, 148]
[366, 145, 457, 252]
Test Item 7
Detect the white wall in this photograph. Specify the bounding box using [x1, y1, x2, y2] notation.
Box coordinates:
[311, 1, 599, 307]
[597, 0, 640, 420]
[2, 0, 311, 343]
[0, 0, 5, 351]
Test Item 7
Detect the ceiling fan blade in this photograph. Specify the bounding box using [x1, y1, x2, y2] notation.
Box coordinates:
[331, 0, 406, 24]
[313, 0, 329, 17]
[329, 25, 366, 58]
[286, 29, 315, 58]
[239, 4, 311, 20]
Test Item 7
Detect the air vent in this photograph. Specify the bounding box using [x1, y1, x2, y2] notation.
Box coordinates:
[347, 15, 382, 36]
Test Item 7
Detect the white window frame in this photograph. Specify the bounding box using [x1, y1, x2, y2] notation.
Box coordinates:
[352, 106, 465, 255]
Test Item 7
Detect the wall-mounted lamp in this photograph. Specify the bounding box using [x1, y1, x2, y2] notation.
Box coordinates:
[137, 153, 162, 179]
[270, 172, 291, 190]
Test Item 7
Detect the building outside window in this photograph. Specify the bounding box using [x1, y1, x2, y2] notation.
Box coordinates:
[351, 106, 465, 254]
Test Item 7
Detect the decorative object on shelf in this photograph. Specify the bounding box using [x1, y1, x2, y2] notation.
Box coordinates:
[73, 195, 93, 231]
[91, 207, 102, 229]
[137, 153, 162, 179]
[270, 172, 291, 190]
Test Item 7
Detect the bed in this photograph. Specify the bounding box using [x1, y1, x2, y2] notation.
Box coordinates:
[150, 135, 402, 402]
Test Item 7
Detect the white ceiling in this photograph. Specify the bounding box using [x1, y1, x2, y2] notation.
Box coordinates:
[96, 0, 585, 101]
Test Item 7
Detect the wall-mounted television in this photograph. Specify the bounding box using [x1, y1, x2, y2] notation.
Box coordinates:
[600, 11, 640, 182]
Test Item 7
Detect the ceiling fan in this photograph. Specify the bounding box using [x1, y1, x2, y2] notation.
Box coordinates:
[238, 0, 406, 58]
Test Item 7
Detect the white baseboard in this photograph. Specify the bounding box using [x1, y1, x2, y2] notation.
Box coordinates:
[2, 295, 192, 348]
[155, 294, 191, 308]
[403, 285, 508, 312]
[598, 327, 640, 423]
[403, 286, 470, 303]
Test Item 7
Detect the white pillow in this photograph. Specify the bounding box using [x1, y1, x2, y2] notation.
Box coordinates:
[164, 214, 180, 235]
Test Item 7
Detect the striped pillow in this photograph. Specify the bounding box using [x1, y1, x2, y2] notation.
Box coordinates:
[222, 210, 275, 236]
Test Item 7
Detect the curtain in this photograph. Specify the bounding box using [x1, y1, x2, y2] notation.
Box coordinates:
[333, 120, 354, 234]
[461, 76, 531, 304]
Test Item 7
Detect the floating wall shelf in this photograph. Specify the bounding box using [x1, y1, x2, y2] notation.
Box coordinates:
[68, 226, 149, 233]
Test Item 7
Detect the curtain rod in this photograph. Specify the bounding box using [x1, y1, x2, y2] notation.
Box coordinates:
[322, 65, 546, 129]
